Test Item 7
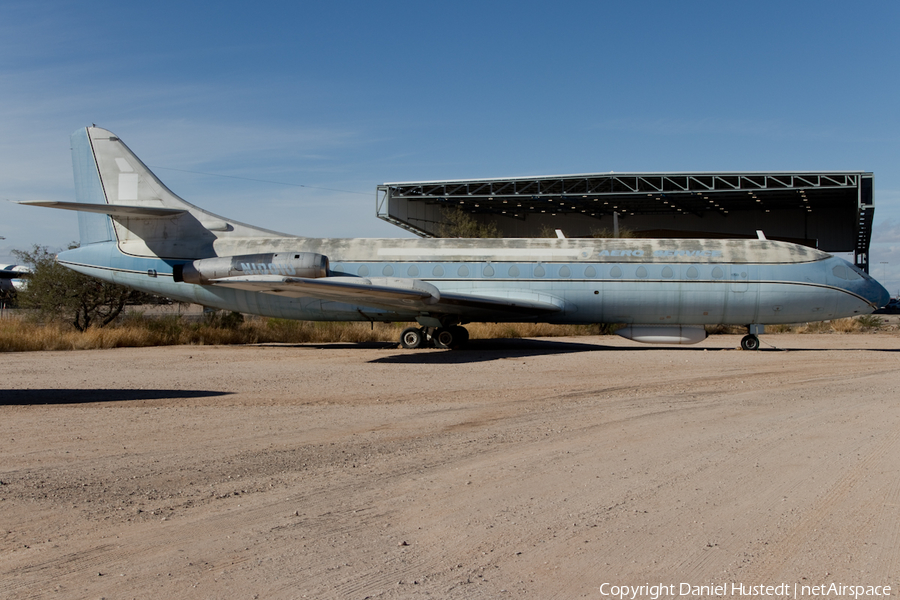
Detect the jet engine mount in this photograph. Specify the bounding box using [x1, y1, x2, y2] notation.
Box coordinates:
[173, 252, 328, 284]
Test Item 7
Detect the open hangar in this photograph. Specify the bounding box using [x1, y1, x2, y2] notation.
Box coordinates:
[376, 171, 875, 272]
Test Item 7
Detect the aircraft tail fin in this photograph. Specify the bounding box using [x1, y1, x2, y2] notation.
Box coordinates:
[57, 126, 288, 259]
[81, 126, 206, 223]
[71, 127, 117, 245]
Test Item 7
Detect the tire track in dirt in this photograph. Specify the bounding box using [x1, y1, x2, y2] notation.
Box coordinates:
[4, 337, 899, 598]
[738, 413, 900, 585]
[532, 369, 896, 596]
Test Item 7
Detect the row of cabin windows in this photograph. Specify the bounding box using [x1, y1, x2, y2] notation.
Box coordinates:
[345, 264, 730, 280]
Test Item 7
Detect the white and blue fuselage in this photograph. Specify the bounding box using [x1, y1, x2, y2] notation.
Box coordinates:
[26, 127, 889, 349]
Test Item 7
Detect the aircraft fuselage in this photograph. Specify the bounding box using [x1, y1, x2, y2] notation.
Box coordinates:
[58, 236, 884, 327]
[24, 126, 890, 349]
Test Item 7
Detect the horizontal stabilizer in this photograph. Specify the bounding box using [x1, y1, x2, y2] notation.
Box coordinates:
[208, 275, 562, 317]
[19, 200, 186, 218]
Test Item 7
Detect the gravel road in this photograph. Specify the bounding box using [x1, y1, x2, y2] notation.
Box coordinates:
[2, 333, 898, 599]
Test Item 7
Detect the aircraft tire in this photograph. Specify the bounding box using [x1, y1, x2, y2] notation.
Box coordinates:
[400, 327, 424, 349]
[433, 328, 455, 349]
[450, 325, 469, 347]
[740, 334, 760, 351]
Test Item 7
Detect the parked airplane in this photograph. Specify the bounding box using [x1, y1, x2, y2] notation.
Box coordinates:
[21, 126, 890, 350]
[0, 264, 30, 294]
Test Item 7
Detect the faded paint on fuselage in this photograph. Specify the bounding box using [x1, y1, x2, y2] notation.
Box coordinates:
[42, 126, 890, 333]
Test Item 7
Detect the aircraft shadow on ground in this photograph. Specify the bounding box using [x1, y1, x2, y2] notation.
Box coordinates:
[1, 389, 232, 406]
[365, 338, 900, 363]
[368, 338, 653, 364]
[258, 338, 897, 362]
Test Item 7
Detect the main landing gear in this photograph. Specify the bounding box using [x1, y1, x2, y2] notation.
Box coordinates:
[399, 325, 469, 350]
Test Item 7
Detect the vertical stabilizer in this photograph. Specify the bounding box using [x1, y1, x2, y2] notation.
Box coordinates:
[83, 126, 196, 213]
[71, 127, 114, 245]
[61, 126, 295, 259]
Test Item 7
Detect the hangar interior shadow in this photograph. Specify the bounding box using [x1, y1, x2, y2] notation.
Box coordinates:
[1, 389, 232, 406]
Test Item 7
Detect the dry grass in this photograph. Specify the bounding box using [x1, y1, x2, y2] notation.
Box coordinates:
[468, 322, 617, 339]
[795, 317, 883, 334]
[0, 312, 887, 352]
[0, 316, 400, 352]
[0, 313, 614, 352]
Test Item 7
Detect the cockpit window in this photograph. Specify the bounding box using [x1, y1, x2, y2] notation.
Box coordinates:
[848, 263, 871, 280]
[832, 265, 862, 281]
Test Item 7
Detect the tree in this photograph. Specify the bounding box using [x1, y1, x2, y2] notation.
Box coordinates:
[13, 244, 161, 331]
[0, 280, 17, 308]
[438, 207, 500, 238]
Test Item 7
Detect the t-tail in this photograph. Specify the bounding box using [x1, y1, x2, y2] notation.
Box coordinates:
[22, 126, 287, 259]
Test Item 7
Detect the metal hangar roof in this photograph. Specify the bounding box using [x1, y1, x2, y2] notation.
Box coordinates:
[376, 171, 875, 270]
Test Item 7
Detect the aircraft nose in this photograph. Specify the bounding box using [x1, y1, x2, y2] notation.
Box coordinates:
[866, 278, 891, 310]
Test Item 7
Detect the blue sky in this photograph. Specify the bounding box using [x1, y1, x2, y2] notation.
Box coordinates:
[2, 1, 899, 293]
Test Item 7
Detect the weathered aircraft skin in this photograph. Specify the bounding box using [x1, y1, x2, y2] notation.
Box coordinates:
[23, 127, 890, 349]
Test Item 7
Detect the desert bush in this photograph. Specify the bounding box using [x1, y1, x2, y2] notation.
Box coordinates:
[13, 244, 164, 331]
[437, 207, 500, 238]
[704, 324, 747, 335]
[829, 318, 861, 333]
[767, 324, 795, 333]
[797, 320, 831, 334]
[856, 315, 884, 330]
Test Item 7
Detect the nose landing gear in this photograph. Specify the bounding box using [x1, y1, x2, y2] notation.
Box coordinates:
[741, 324, 764, 351]
[740, 334, 760, 351]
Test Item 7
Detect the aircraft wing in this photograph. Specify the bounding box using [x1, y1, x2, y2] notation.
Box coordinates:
[208, 275, 563, 318]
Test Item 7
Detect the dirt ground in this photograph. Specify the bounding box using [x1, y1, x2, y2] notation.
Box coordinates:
[2, 333, 899, 599]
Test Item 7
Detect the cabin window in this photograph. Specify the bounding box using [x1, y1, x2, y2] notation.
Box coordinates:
[508, 265, 520, 277]
[661, 266, 674, 278]
[407, 265, 419, 277]
[484, 265, 495, 277]
[433, 265, 444, 277]
[534, 265, 546, 277]
[382, 265, 394, 276]
[610, 266, 623, 278]
[358, 265, 369, 277]
[559, 266, 571, 278]
[712, 266, 725, 279]
[686, 266, 699, 279]
[458, 265, 470, 277]
[635, 266, 648, 279]
[584, 266, 597, 278]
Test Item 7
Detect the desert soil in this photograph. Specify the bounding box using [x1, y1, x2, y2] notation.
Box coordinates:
[1, 333, 899, 599]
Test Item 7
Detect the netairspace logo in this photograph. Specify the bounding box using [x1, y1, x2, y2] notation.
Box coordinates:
[599, 582, 892, 599]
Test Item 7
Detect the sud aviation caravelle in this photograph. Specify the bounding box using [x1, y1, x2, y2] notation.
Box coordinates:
[21, 127, 889, 350]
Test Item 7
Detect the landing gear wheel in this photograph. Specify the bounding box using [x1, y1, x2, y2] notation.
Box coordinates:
[433, 328, 455, 349]
[740, 334, 760, 351]
[449, 325, 469, 347]
[400, 327, 424, 349]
